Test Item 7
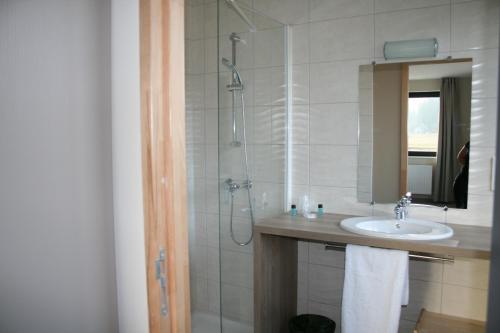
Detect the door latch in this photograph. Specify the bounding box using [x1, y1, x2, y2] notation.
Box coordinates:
[155, 247, 168, 317]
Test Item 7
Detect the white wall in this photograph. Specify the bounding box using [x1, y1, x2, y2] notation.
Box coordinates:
[0, 1, 117, 332]
[111, 0, 149, 332]
[409, 79, 442, 92]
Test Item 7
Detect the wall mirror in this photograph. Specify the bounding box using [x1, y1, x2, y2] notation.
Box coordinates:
[358, 59, 473, 209]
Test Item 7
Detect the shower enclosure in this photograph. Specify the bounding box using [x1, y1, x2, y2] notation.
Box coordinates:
[217, 1, 288, 331]
[187, 0, 288, 332]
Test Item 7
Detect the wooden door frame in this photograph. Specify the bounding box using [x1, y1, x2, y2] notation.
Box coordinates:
[139, 0, 191, 332]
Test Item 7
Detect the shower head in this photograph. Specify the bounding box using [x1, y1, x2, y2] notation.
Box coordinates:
[222, 57, 243, 87]
[221, 57, 236, 71]
[225, 0, 257, 32]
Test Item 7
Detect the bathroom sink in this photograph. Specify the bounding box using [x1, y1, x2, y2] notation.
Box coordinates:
[340, 216, 453, 241]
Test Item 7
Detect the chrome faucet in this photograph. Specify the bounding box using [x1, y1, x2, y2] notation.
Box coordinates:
[394, 192, 412, 221]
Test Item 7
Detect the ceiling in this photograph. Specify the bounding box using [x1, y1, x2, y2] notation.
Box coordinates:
[409, 62, 472, 80]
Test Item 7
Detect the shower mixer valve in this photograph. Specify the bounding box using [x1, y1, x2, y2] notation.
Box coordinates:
[225, 178, 240, 193]
[225, 178, 252, 194]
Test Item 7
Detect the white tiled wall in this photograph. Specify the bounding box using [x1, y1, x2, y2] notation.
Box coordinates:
[187, 0, 498, 330]
[286, 0, 499, 228]
[185, 0, 221, 318]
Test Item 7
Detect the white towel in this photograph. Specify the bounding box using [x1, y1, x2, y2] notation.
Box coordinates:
[341, 244, 409, 333]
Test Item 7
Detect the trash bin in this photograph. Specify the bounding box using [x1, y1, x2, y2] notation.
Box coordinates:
[289, 314, 336, 333]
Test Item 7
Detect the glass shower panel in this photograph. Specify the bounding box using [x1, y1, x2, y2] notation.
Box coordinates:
[217, 1, 288, 332]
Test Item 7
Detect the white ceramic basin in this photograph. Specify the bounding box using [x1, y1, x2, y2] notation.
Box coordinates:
[340, 216, 453, 241]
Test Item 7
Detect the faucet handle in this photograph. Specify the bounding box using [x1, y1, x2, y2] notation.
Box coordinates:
[399, 192, 412, 206]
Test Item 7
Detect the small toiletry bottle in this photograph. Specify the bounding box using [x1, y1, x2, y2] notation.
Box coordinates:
[317, 204, 324, 217]
[301, 195, 310, 218]
[291, 204, 297, 216]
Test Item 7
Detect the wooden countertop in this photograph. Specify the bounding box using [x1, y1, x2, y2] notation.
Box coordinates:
[254, 213, 491, 259]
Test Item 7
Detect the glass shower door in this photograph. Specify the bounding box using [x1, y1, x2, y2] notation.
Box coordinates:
[217, 1, 288, 331]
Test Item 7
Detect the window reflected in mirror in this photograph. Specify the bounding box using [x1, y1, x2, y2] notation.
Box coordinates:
[408, 91, 440, 155]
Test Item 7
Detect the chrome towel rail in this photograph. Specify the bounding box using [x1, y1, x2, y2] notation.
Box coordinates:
[324, 243, 454, 263]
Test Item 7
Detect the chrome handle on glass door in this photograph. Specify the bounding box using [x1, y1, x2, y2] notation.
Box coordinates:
[155, 247, 168, 317]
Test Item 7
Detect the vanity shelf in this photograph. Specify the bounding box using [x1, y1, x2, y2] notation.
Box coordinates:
[253, 213, 491, 333]
[255, 213, 491, 260]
